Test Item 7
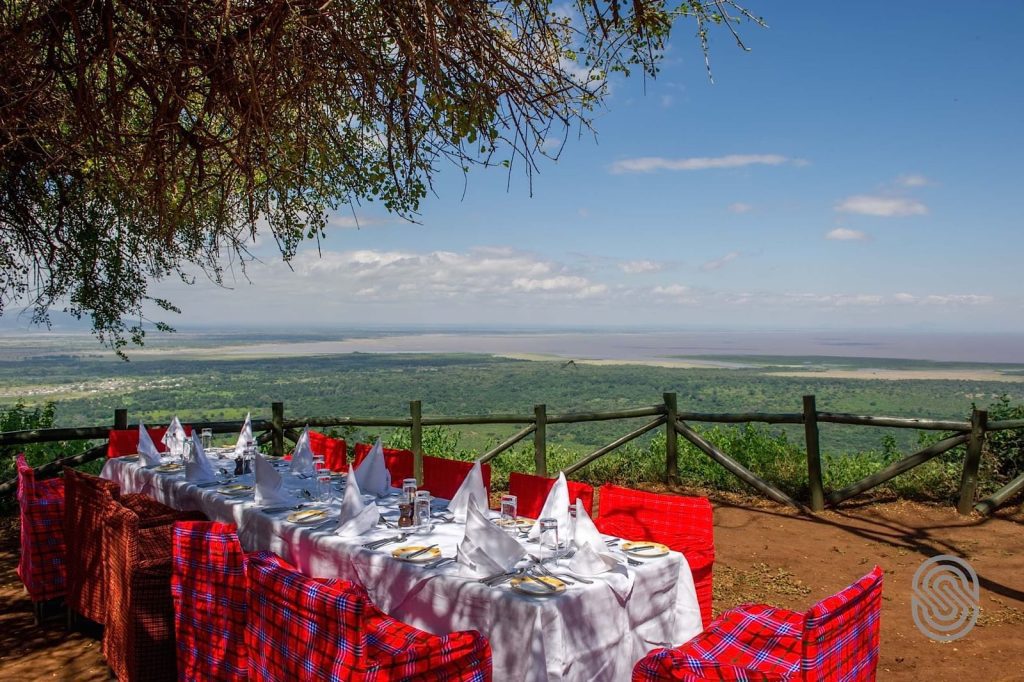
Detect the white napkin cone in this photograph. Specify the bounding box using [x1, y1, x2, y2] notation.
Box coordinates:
[289, 426, 315, 475]
[457, 499, 527, 577]
[162, 416, 187, 458]
[253, 450, 292, 506]
[185, 431, 218, 484]
[334, 467, 381, 537]
[137, 422, 162, 466]
[234, 412, 253, 457]
[354, 437, 391, 497]
[572, 498, 603, 550]
[527, 472, 572, 540]
[568, 498, 617, 575]
[446, 459, 488, 522]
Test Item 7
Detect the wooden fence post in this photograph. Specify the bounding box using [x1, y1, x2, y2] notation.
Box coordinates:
[803, 395, 825, 512]
[957, 408, 988, 515]
[271, 402, 284, 457]
[114, 408, 128, 431]
[664, 392, 679, 484]
[534, 404, 547, 478]
[411, 400, 423, 485]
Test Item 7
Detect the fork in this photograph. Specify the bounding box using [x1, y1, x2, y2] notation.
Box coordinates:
[362, 533, 408, 550]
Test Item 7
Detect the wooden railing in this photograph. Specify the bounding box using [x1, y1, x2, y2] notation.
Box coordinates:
[2, 395, 1023, 516]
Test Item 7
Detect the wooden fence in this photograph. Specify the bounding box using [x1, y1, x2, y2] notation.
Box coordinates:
[2, 394, 1023, 516]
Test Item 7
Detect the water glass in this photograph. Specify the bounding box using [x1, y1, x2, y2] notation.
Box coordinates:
[317, 472, 333, 503]
[402, 478, 418, 504]
[500, 494, 518, 532]
[538, 517, 560, 563]
[200, 428, 213, 450]
[180, 438, 193, 467]
[414, 490, 433, 534]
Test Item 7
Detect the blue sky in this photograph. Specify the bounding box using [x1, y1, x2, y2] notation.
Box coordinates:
[152, 1, 1023, 333]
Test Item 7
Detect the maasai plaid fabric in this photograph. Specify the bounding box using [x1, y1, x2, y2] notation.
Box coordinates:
[171, 522, 249, 681]
[508, 472, 595, 519]
[64, 466, 121, 623]
[632, 567, 884, 682]
[421, 455, 492, 502]
[352, 443, 415, 482]
[15, 455, 66, 602]
[596, 485, 716, 626]
[245, 551, 369, 680]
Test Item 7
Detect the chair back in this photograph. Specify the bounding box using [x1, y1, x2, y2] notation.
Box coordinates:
[422, 455, 491, 501]
[308, 431, 347, 472]
[507, 472, 595, 519]
[245, 551, 371, 681]
[353, 442, 416, 482]
[63, 467, 121, 623]
[172, 522, 249, 681]
[596, 484, 715, 626]
[800, 566, 884, 681]
[15, 455, 66, 602]
[107, 426, 193, 458]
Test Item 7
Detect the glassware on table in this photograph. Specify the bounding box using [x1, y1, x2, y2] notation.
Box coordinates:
[200, 428, 213, 451]
[244, 439, 256, 474]
[538, 517, 560, 564]
[500, 494, 518, 533]
[414, 490, 433, 534]
[316, 471, 333, 503]
[402, 478, 418, 504]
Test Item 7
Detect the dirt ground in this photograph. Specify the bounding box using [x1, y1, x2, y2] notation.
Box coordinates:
[1, 495, 1022, 681]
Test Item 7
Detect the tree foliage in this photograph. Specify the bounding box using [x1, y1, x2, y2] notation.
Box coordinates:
[0, 0, 761, 353]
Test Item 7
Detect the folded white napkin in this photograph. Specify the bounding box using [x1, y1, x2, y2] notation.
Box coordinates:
[334, 466, 380, 537]
[185, 431, 218, 484]
[568, 542, 620, 576]
[354, 438, 391, 497]
[289, 426, 315, 475]
[137, 422, 162, 466]
[446, 459, 488, 522]
[572, 497, 603, 551]
[457, 499, 527, 577]
[253, 450, 292, 506]
[527, 472, 572, 540]
[162, 416, 187, 458]
[234, 412, 253, 457]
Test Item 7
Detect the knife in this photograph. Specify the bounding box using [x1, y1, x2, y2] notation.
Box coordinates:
[403, 543, 439, 560]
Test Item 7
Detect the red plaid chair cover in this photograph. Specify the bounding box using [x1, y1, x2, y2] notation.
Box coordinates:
[172, 522, 249, 681]
[15, 455, 66, 604]
[632, 567, 884, 682]
[245, 551, 492, 681]
[508, 472, 595, 519]
[103, 498, 206, 682]
[64, 467, 122, 624]
[107, 425, 193, 458]
[595, 485, 715, 627]
[353, 443, 416, 482]
[422, 455, 492, 502]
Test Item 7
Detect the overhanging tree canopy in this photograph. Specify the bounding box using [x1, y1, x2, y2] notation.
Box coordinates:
[0, 0, 761, 354]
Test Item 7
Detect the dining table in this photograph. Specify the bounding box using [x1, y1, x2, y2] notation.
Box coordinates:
[101, 452, 703, 681]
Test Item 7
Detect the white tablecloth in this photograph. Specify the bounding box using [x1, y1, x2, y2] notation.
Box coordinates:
[101, 456, 702, 681]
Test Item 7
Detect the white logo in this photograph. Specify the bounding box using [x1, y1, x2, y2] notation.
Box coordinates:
[911, 555, 979, 642]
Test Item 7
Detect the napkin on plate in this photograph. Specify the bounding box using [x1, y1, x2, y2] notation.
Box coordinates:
[446, 459, 488, 522]
[527, 472, 572, 541]
[568, 498, 618, 575]
[185, 431, 218, 484]
[234, 412, 253, 457]
[457, 498, 527, 577]
[162, 416, 187, 458]
[289, 426, 315, 475]
[334, 466, 380, 537]
[353, 437, 391, 497]
[137, 422, 162, 466]
[253, 450, 292, 506]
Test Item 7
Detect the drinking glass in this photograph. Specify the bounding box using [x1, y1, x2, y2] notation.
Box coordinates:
[414, 490, 433, 534]
[500, 494, 518, 532]
[180, 438, 193, 467]
[244, 439, 256, 474]
[538, 517, 560, 563]
[200, 428, 213, 451]
[402, 478, 418, 504]
[317, 472, 333, 503]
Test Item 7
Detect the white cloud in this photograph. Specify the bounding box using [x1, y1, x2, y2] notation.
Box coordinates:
[609, 154, 801, 175]
[701, 252, 740, 272]
[727, 202, 753, 214]
[826, 228, 868, 241]
[835, 195, 927, 217]
[619, 260, 664, 274]
[660, 95, 674, 109]
[896, 174, 930, 187]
